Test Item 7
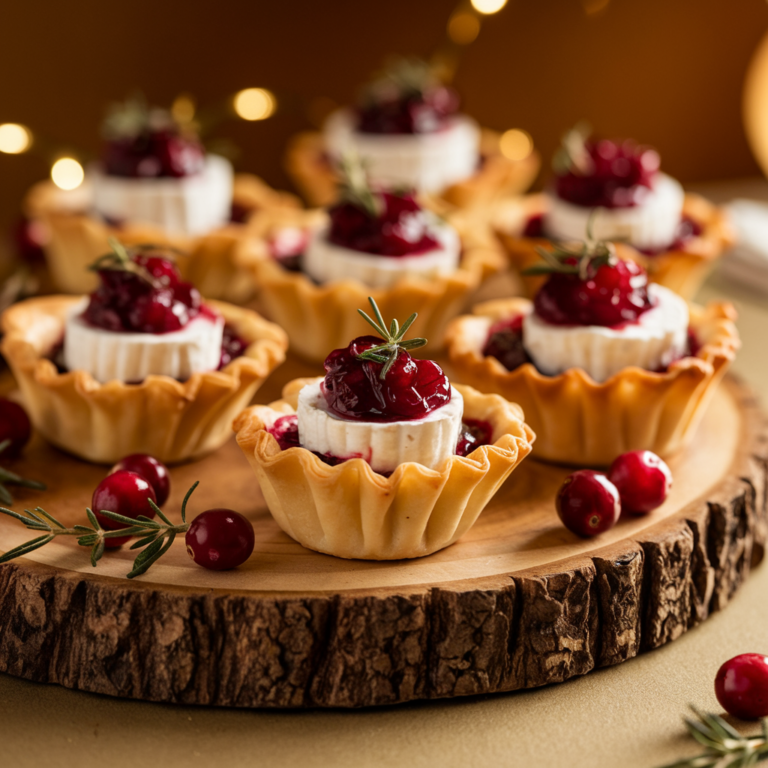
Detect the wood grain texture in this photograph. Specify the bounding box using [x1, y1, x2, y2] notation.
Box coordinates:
[0, 377, 765, 709]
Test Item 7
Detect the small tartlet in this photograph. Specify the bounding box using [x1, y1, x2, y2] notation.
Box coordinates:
[286, 128, 540, 210]
[26, 174, 300, 303]
[445, 297, 740, 466]
[240, 204, 507, 363]
[1, 295, 288, 464]
[494, 192, 735, 300]
[234, 377, 534, 560]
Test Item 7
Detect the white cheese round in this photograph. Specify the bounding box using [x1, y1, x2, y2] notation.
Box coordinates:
[522, 283, 689, 383]
[296, 380, 464, 473]
[64, 303, 224, 384]
[302, 213, 460, 288]
[544, 173, 685, 251]
[89, 154, 233, 237]
[323, 108, 480, 194]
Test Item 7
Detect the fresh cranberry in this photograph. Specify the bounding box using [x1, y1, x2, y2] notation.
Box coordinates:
[482, 315, 531, 372]
[555, 138, 659, 209]
[268, 415, 301, 450]
[103, 127, 205, 179]
[357, 84, 458, 134]
[92, 470, 157, 548]
[556, 470, 621, 537]
[185, 509, 255, 570]
[219, 325, 249, 369]
[0, 399, 32, 458]
[534, 257, 654, 327]
[608, 450, 672, 515]
[328, 192, 439, 257]
[323, 335, 451, 422]
[715, 654, 768, 720]
[456, 419, 493, 457]
[110, 454, 170, 506]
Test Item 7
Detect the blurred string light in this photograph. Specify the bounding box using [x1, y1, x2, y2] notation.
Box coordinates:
[51, 157, 84, 190]
[0, 123, 32, 154]
[470, 0, 507, 14]
[499, 128, 533, 161]
[447, 11, 481, 44]
[233, 88, 276, 121]
[171, 93, 196, 124]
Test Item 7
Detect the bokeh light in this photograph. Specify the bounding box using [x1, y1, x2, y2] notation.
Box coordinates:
[233, 88, 276, 121]
[499, 129, 534, 161]
[171, 94, 196, 124]
[0, 123, 32, 154]
[470, 0, 507, 15]
[51, 157, 85, 190]
[448, 12, 481, 45]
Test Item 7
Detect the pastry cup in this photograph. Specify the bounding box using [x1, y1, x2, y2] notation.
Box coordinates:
[240, 204, 507, 363]
[285, 127, 540, 209]
[495, 192, 735, 300]
[234, 378, 534, 560]
[445, 297, 740, 467]
[1, 295, 288, 464]
[27, 174, 300, 302]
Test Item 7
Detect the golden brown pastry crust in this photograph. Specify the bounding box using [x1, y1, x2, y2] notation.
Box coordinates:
[234, 378, 534, 560]
[445, 297, 740, 466]
[27, 174, 300, 302]
[494, 193, 735, 300]
[1, 295, 288, 464]
[285, 128, 540, 209]
[238, 204, 507, 363]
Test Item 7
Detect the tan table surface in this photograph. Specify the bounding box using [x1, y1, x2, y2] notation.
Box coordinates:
[2, 186, 768, 768]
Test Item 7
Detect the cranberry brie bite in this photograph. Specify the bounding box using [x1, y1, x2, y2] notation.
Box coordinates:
[88, 96, 233, 236]
[323, 58, 480, 194]
[63, 240, 225, 383]
[303, 159, 460, 289]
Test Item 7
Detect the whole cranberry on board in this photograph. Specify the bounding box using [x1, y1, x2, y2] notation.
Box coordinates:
[715, 654, 768, 720]
[0, 399, 32, 457]
[92, 470, 157, 548]
[556, 470, 621, 537]
[110, 454, 170, 506]
[608, 450, 672, 515]
[185, 509, 255, 570]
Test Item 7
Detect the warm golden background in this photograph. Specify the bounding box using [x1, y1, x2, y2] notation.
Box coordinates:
[1, 0, 767, 238]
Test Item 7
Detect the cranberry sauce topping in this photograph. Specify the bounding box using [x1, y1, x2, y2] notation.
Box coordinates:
[356, 59, 458, 135]
[534, 257, 654, 327]
[555, 137, 660, 209]
[328, 191, 439, 256]
[267, 415, 361, 468]
[269, 227, 308, 272]
[323, 335, 451, 422]
[101, 99, 205, 178]
[84, 249, 205, 334]
[219, 325, 248, 369]
[482, 315, 531, 372]
[455, 419, 493, 457]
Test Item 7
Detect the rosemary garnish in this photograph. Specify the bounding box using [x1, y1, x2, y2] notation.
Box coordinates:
[361, 56, 439, 104]
[552, 121, 593, 176]
[337, 153, 380, 218]
[522, 213, 616, 281]
[655, 706, 768, 768]
[0, 439, 46, 506]
[0, 481, 199, 579]
[87, 238, 170, 288]
[356, 297, 427, 379]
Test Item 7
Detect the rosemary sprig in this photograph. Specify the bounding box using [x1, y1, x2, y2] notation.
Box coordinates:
[361, 56, 440, 103]
[337, 153, 380, 218]
[0, 481, 199, 579]
[552, 121, 594, 176]
[87, 238, 165, 288]
[522, 212, 617, 281]
[655, 706, 768, 768]
[356, 297, 427, 379]
[0, 439, 46, 506]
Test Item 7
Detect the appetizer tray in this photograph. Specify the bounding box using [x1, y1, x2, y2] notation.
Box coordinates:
[0, 359, 765, 709]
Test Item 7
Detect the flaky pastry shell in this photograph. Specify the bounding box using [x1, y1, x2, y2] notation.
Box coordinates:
[239, 205, 507, 362]
[494, 193, 735, 300]
[285, 128, 540, 209]
[445, 297, 740, 467]
[234, 378, 534, 560]
[28, 174, 300, 303]
[1, 296, 288, 464]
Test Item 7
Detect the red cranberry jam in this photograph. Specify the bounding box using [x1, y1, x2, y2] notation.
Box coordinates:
[455, 419, 493, 457]
[534, 257, 654, 328]
[267, 415, 359, 468]
[323, 335, 451, 422]
[269, 227, 308, 272]
[84, 250, 205, 334]
[219, 325, 248, 368]
[103, 126, 204, 178]
[328, 191, 439, 257]
[555, 138, 659, 209]
[483, 315, 531, 372]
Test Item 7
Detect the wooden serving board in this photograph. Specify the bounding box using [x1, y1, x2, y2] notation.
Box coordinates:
[0, 361, 766, 709]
